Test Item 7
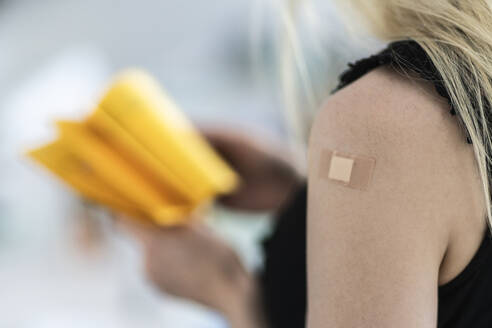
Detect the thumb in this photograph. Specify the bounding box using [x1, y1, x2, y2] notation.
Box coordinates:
[114, 214, 156, 245]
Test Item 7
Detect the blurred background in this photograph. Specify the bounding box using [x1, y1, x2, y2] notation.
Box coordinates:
[0, 0, 379, 326]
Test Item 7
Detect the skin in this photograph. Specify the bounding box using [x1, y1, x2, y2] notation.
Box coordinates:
[201, 128, 303, 211]
[121, 219, 265, 328]
[307, 65, 487, 327]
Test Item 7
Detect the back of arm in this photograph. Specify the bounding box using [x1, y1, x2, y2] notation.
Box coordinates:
[306, 67, 469, 327]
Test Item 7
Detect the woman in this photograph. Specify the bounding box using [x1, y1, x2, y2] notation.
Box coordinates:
[130, 1, 492, 327]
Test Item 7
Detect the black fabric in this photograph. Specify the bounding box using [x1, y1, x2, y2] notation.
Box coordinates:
[261, 184, 307, 328]
[260, 40, 492, 328]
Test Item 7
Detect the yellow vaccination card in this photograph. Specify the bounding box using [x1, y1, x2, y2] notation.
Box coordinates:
[27, 69, 239, 226]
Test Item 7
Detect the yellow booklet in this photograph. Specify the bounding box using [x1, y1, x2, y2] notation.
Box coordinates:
[28, 69, 239, 226]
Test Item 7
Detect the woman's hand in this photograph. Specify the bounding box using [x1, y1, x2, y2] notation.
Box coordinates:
[122, 219, 266, 328]
[202, 128, 302, 212]
[118, 128, 295, 327]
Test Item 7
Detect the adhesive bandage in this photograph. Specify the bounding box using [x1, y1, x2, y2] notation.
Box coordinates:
[318, 149, 376, 191]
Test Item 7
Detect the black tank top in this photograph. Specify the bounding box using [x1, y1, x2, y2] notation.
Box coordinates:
[260, 40, 492, 328]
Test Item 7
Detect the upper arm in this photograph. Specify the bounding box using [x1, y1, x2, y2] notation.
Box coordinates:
[306, 67, 465, 327]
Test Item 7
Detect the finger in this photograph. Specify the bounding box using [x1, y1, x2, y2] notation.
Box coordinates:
[198, 126, 249, 153]
[114, 214, 158, 244]
[117, 213, 201, 247]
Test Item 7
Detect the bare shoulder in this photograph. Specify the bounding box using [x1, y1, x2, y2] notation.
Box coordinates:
[310, 65, 484, 231]
[307, 65, 486, 326]
[312, 65, 465, 156]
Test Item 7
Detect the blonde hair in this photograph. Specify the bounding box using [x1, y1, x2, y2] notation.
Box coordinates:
[276, 0, 371, 171]
[337, 0, 492, 228]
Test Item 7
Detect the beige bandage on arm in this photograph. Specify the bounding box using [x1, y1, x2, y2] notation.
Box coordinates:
[318, 149, 376, 191]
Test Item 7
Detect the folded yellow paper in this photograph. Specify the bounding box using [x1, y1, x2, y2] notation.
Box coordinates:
[28, 69, 239, 226]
